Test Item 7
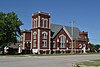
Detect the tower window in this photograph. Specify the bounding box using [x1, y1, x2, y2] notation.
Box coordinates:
[42, 40, 47, 47]
[42, 31, 47, 39]
[42, 18, 48, 28]
[34, 18, 38, 28]
[33, 32, 37, 39]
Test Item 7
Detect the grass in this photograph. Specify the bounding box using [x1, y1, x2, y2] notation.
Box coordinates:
[29, 53, 88, 56]
[0, 54, 75, 57]
[76, 60, 100, 67]
[0, 54, 28, 57]
[89, 52, 100, 54]
[0, 52, 100, 57]
[30, 54, 68, 56]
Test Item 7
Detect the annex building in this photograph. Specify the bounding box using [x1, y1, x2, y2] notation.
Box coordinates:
[20, 11, 90, 54]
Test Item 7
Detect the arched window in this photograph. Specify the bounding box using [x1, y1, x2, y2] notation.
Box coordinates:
[42, 31, 47, 39]
[42, 18, 48, 28]
[44, 18, 48, 28]
[33, 32, 37, 47]
[42, 18, 44, 27]
[33, 32, 37, 39]
[34, 18, 37, 28]
[59, 35, 66, 48]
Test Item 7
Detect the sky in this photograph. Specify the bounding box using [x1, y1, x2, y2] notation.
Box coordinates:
[0, 0, 100, 44]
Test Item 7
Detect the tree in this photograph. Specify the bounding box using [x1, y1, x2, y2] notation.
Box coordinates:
[89, 43, 95, 52]
[95, 44, 100, 52]
[0, 12, 23, 54]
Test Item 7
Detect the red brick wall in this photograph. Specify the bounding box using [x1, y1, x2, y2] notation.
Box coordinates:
[32, 29, 38, 49]
[25, 32, 31, 40]
[53, 28, 71, 49]
[40, 29, 50, 49]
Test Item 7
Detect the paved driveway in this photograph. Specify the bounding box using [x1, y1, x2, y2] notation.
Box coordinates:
[0, 54, 100, 67]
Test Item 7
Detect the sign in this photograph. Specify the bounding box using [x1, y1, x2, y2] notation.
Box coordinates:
[32, 49, 38, 53]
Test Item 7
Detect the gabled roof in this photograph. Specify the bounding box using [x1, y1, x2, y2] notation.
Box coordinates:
[50, 23, 81, 40]
[51, 24, 63, 38]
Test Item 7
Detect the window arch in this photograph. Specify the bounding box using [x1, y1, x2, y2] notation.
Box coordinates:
[33, 31, 37, 39]
[42, 31, 48, 39]
[59, 35, 66, 48]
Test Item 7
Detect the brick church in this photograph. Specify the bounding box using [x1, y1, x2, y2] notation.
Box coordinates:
[20, 11, 90, 54]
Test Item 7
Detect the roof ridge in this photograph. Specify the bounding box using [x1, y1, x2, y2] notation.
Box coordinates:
[50, 23, 78, 29]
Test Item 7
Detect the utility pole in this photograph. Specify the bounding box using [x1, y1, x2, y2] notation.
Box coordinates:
[70, 21, 74, 54]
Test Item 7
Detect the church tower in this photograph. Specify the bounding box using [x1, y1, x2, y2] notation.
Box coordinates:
[31, 11, 50, 54]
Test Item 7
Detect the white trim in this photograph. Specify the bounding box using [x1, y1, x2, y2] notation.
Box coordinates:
[67, 39, 68, 43]
[63, 27, 72, 40]
[23, 33, 25, 49]
[42, 18, 48, 28]
[42, 40, 47, 47]
[38, 29, 40, 54]
[42, 31, 48, 39]
[45, 18, 48, 28]
[39, 49, 50, 51]
[36, 18, 37, 28]
[42, 18, 44, 28]
[49, 18, 50, 29]
[59, 34, 66, 38]
[34, 19, 35, 28]
[49, 31, 50, 50]
[59, 35, 66, 48]
[31, 30, 32, 49]
[33, 31, 37, 34]
[33, 31, 37, 39]
[42, 31, 48, 35]
[38, 16, 40, 27]
[34, 18, 38, 28]
[32, 18, 34, 29]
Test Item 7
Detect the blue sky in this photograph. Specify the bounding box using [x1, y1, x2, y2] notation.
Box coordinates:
[0, 0, 100, 44]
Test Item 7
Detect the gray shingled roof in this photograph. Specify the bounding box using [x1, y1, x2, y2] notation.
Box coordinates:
[50, 24, 81, 40]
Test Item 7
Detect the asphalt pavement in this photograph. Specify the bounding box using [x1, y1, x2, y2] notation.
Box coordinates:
[0, 54, 100, 67]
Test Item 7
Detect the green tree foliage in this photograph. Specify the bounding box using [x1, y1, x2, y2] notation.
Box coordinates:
[0, 12, 23, 53]
[89, 43, 95, 52]
[89, 43, 100, 52]
[95, 44, 100, 52]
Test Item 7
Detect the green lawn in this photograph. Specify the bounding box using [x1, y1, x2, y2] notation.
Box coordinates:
[29, 53, 88, 56]
[76, 60, 100, 67]
[0, 52, 100, 57]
